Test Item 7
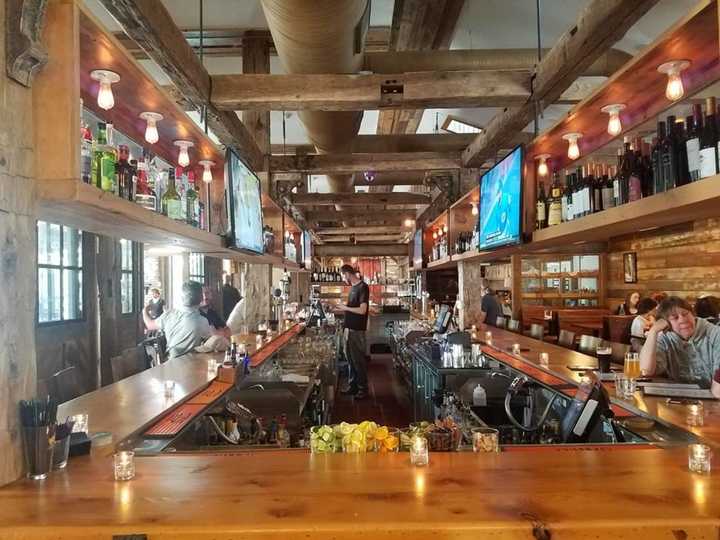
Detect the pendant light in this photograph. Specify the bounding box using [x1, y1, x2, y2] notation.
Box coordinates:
[535, 154, 551, 177]
[600, 104, 626, 136]
[173, 140, 194, 167]
[199, 160, 215, 183]
[139, 112, 163, 144]
[657, 60, 690, 102]
[90, 69, 120, 110]
[471, 202, 478, 216]
[562, 132, 583, 160]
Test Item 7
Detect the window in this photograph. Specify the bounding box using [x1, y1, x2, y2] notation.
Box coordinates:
[120, 239, 135, 314]
[189, 253, 205, 284]
[441, 115, 483, 134]
[37, 221, 83, 323]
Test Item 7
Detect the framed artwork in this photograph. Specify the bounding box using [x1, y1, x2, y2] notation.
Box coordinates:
[623, 252, 637, 283]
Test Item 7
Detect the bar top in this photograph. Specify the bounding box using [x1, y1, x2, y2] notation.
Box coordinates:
[56, 323, 304, 453]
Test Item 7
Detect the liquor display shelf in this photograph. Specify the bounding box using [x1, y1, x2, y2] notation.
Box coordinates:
[532, 173, 720, 246]
[426, 255, 453, 269]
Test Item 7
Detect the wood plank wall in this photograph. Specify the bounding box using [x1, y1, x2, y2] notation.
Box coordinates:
[607, 218, 720, 310]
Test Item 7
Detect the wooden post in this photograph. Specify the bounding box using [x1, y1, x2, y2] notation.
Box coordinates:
[511, 254, 522, 320]
[33, 0, 80, 181]
[242, 31, 270, 189]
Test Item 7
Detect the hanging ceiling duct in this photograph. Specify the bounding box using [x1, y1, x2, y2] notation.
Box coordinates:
[362, 48, 631, 76]
[261, 0, 369, 193]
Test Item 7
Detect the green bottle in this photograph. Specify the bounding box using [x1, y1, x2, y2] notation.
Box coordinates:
[185, 171, 199, 227]
[93, 122, 105, 189]
[94, 122, 116, 193]
[162, 168, 183, 220]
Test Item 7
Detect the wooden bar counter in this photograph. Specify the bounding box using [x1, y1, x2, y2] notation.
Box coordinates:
[2, 323, 719, 539]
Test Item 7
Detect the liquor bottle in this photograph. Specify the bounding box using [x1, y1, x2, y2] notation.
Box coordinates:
[628, 138, 643, 202]
[686, 104, 702, 181]
[97, 124, 116, 194]
[674, 117, 691, 186]
[134, 156, 157, 211]
[80, 118, 93, 184]
[601, 163, 615, 210]
[699, 97, 718, 179]
[93, 122, 106, 189]
[547, 170, 563, 227]
[176, 168, 188, 223]
[162, 168, 183, 220]
[116, 145, 133, 201]
[584, 164, 596, 215]
[535, 182, 547, 230]
[592, 163, 603, 213]
[654, 121, 667, 193]
[186, 171, 199, 227]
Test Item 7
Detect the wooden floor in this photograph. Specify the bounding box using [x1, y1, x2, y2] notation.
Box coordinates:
[332, 354, 412, 427]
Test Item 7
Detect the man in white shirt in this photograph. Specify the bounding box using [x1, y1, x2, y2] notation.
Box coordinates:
[143, 281, 217, 359]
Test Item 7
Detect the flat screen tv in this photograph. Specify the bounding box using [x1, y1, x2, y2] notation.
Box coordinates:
[478, 145, 523, 250]
[412, 229, 423, 270]
[225, 149, 264, 254]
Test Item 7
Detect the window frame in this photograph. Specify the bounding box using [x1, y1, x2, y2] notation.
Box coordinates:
[119, 239, 136, 315]
[189, 253, 206, 284]
[37, 221, 84, 326]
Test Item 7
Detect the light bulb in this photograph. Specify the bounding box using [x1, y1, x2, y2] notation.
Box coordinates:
[199, 160, 215, 183]
[443, 224, 448, 233]
[432, 231, 437, 240]
[90, 70, 120, 111]
[285, 230, 291, 239]
[535, 154, 551, 177]
[173, 140, 194, 168]
[601, 104, 625, 137]
[658, 60, 690, 102]
[404, 218, 414, 228]
[139, 112, 163, 144]
[471, 203, 478, 216]
[562, 132, 583, 160]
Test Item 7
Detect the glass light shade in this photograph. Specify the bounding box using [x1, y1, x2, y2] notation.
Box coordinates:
[97, 81, 115, 110]
[658, 60, 690, 102]
[562, 133, 583, 160]
[536, 154, 550, 177]
[174, 140, 194, 168]
[432, 231, 437, 239]
[404, 218, 414, 228]
[140, 112, 163, 144]
[199, 160, 215, 183]
[471, 203, 478, 216]
[607, 112, 622, 136]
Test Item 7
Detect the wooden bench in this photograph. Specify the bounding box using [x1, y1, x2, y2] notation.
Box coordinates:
[556, 309, 610, 338]
[604, 315, 635, 344]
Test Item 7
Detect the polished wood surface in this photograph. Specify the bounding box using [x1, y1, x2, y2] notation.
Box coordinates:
[1, 443, 718, 539]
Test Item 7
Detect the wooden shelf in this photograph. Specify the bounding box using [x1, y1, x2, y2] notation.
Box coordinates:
[451, 249, 479, 262]
[532, 174, 720, 247]
[427, 256, 454, 269]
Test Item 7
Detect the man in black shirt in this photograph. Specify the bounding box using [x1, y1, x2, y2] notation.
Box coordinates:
[478, 278, 503, 327]
[200, 285, 231, 338]
[334, 264, 370, 399]
[222, 275, 242, 320]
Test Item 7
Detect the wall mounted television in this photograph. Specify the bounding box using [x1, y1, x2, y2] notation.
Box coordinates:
[478, 145, 523, 250]
[225, 148, 264, 254]
[412, 229, 423, 270]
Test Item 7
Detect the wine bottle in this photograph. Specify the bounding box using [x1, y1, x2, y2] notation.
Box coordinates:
[686, 105, 702, 181]
[561, 170, 570, 222]
[674, 117, 691, 186]
[547, 170, 563, 227]
[592, 162, 603, 213]
[613, 148, 624, 206]
[699, 97, 718, 179]
[627, 138, 643, 203]
[116, 144, 133, 201]
[535, 182, 547, 230]
[161, 168, 183, 220]
[601, 163, 615, 210]
[565, 171, 575, 222]
[186, 171, 199, 227]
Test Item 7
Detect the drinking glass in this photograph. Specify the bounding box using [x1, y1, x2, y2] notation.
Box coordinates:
[624, 352, 641, 379]
[596, 345, 613, 373]
[688, 444, 712, 474]
[615, 373, 636, 399]
[472, 427, 500, 453]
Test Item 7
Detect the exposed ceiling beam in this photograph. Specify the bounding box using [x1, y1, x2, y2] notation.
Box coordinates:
[211, 70, 530, 111]
[306, 209, 417, 222]
[291, 192, 431, 207]
[322, 235, 406, 243]
[97, 0, 263, 170]
[271, 152, 460, 174]
[462, 0, 660, 167]
[315, 243, 409, 257]
[317, 226, 405, 235]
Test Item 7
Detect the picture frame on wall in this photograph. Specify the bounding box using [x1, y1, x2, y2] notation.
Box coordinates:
[623, 252, 637, 283]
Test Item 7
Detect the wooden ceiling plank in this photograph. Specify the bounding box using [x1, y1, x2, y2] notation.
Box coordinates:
[97, 0, 263, 170]
[315, 243, 409, 256]
[270, 152, 460, 173]
[291, 192, 430, 207]
[462, 0, 660, 167]
[317, 226, 404, 235]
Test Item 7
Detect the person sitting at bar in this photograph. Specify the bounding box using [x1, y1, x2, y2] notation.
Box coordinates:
[146, 288, 165, 320]
[200, 285, 231, 338]
[695, 295, 720, 325]
[477, 278, 502, 327]
[630, 297, 657, 352]
[142, 281, 216, 359]
[616, 290, 640, 315]
[222, 275, 242, 320]
[640, 296, 720, 390]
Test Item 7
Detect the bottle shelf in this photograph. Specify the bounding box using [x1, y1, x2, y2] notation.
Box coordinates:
[426, 255, 454, 269]
[532, 173, 720, 247]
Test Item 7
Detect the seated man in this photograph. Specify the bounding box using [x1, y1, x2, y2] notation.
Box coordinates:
[200, 285, 231, 338]
[142, 281, 216, 359]
[640, 296, 720, 394]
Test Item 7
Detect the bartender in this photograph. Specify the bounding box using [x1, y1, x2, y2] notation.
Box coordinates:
[333, 264, 370, 400]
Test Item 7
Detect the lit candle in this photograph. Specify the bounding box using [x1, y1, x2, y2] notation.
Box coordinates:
[164, 380, 175, 398]
[512, 343, 521, 355]
[686, 402, 704, 427]
[471, 331, 478, 341]
[207, 359, 217, 375]
[484, 331, 493, 345]
[113, 450, 135, 481]
[688, 444, 712, 475]
[539, 352, 550, 367]
[410, 436, 429, 467]
[471, 325, 477, 333]
[256, 335, 263, 349]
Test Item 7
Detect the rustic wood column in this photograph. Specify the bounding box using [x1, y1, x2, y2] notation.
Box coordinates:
[0, 0, 40, 486]
[242, 31, 271, 183]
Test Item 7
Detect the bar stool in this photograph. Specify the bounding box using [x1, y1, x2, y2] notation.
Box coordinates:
[508, 319, 521, 333]
[577, 335, 602, 355]
[558, 329, 576, 349]
[495, 316, 507, 329]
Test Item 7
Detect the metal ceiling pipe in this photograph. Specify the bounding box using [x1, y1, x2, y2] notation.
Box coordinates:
[363, 48, 631, 77]
[261, 0, 368, 193]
